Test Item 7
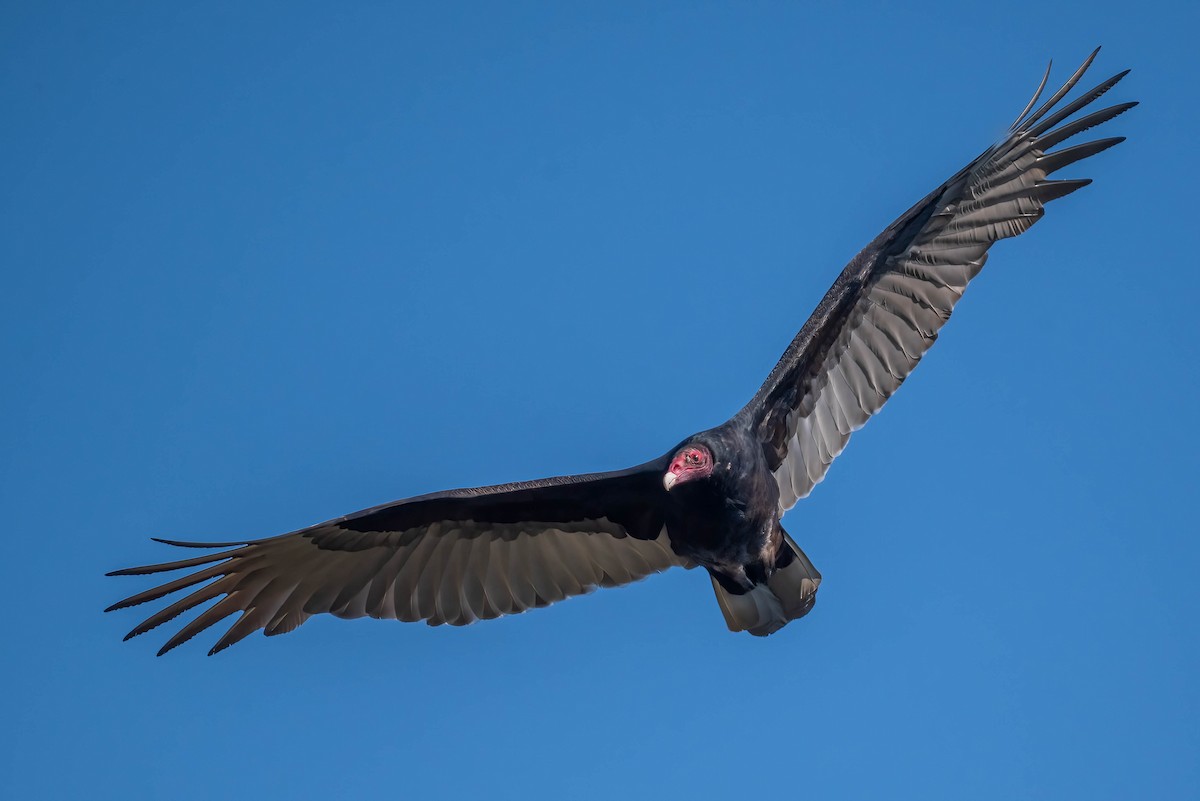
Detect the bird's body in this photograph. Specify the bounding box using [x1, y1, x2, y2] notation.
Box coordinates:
[108, 50, 1134, 654]
[665, 425, 780, 586]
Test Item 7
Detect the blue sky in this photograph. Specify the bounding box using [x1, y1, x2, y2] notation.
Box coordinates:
[3, 3, 1197, 799]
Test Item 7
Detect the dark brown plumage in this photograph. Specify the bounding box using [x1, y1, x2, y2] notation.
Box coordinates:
[108, 50, 1133, 654]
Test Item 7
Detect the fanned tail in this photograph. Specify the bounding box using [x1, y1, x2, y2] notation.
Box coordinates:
[709, 530, 820, 636]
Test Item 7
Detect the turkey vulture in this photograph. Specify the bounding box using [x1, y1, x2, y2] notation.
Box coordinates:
[108, 50, 1133, 654]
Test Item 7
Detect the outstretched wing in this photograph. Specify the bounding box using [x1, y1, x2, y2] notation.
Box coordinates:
[740, 49, 1134, 512]
[107, 459, 686, 655]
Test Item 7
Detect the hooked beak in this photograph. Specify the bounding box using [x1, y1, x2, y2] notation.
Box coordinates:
[663, 471, 679, 492]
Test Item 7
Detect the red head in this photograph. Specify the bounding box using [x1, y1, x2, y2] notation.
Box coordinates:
[663, 444, 714, 491]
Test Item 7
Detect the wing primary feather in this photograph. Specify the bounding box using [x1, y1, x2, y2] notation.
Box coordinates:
[170, 569, 274, 655]
[125, 572, 245, 641]
[1022, 47, 1100, 128]
[1037, 137, 1125, 175]
[1028, 70, 1131, 137]
[266, 544, 347, 628]
[150, 537, 256, 548]
[1009, 59, 1053, 131]
[1035, 102, 1138, 151]
[207, 576, 295, 655]
[157, 593, 252, 656]
[106, 561, 235, 612]
[106, 548, 243, 576]
[208, 613, 264, 656]
[1032, 178, 1092, 203]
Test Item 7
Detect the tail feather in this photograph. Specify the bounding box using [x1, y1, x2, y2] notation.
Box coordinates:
[709, 531, 821, 637]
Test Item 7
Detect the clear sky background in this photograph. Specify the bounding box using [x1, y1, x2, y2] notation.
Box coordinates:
[3, 3, 1197, 800]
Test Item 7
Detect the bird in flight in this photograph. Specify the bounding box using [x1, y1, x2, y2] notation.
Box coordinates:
[108, 50, 1133, 655]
